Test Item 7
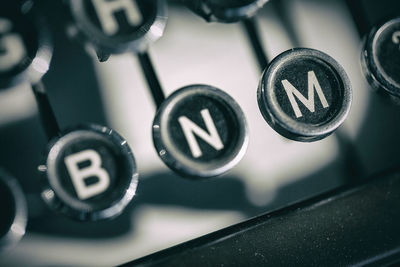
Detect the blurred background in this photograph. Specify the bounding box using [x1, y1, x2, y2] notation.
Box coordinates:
[0, 0, 400, 266]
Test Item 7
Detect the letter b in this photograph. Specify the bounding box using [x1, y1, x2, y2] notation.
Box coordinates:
[64, 149, 110, 200]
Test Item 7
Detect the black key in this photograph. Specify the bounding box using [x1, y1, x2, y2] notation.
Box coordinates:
[0, 1, 52, 88]
[184, 0, 268, 23]
[257, 48, 352, 142]
[152, 84, 248, 178]
[68, 0, 167, 57]
[0, 169, 27, 252]
[361, 17, 400, 102]
[39, 124, 138, 221]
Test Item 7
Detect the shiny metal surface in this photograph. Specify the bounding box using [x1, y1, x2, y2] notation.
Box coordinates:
[257, 48, 352, 141]
[152, 84, 248, 177]
[40, 124, 139, 221]
[68, 0, 168, 55]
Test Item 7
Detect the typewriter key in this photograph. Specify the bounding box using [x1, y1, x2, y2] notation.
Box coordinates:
[361, 17, 400, 102]
[257, 48, 352, 142]
[68, 0, 167, 56]
[0, 169, 27, 252]
[0, 2, 52, 88]
[184, 0, 268, 23]
[40, 124, 138, 221]
[152, 85, 248, 178]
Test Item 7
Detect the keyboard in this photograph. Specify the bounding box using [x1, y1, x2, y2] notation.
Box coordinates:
[1, 0, 400, 266]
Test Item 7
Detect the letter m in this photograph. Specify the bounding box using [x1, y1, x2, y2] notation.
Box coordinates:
[281, 70, 329, 118]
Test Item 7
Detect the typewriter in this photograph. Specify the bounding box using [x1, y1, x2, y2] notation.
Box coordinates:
[1, 0, 400, 266]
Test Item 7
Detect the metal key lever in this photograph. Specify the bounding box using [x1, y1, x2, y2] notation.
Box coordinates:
[67, 0, 168, 107]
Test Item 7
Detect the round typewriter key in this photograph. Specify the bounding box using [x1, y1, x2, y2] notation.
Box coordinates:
[0, 169, 27, 252]
[0, 2, 52, 89]
[361, 17, 400, 101]
[257, 48, 352, 142]
[153, 85, 248, 178]
[68, 0, 167, 55]
[184, 0, 268, 23]
[40, 124, 138, 221]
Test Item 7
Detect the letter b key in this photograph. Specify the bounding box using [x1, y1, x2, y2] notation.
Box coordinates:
[40, 124, 138, 221]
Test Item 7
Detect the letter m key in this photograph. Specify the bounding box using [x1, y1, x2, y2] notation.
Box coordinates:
[281, 70, 329, 118]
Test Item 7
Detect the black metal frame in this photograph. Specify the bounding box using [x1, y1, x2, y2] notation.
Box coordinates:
[122, 169, 400, 266]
